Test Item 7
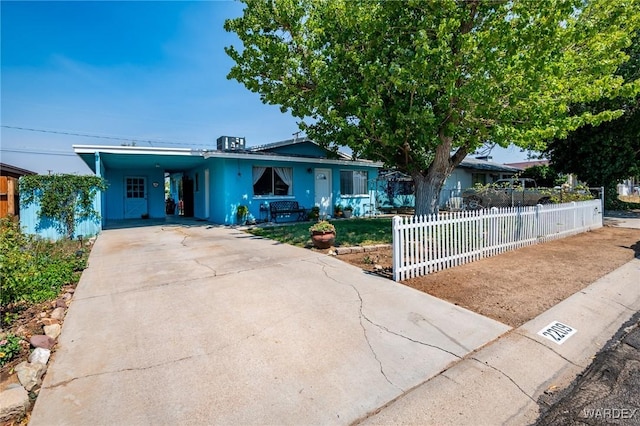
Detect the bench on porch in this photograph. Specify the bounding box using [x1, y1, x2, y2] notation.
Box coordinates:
[269, 200, 307, 222]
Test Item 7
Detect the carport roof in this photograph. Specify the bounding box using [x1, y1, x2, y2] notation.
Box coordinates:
[73, 145, 207, 173]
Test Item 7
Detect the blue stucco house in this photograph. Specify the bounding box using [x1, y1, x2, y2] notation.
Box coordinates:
[72, 137, 382, 229]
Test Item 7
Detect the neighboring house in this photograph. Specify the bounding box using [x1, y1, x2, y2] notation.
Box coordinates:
[376, 157, 522, 211]
[71, 137, 382, 228]
[0, 162, 35, 219]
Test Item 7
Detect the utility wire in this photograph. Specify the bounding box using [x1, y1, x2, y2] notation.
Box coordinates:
[1, 125, 214, 147]
[0, 147, 77, 157]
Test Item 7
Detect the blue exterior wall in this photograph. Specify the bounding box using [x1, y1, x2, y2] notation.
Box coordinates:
[102, 168, 167, 220]
[205, 158, 379, 225]
[19, 197, 102, 241]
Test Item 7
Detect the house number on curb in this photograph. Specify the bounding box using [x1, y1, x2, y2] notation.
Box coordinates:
[538, 321, 577, 345]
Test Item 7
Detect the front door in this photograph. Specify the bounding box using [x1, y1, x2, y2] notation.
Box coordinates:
[314, 168, 332, 217]
[124, 176, 147, 219]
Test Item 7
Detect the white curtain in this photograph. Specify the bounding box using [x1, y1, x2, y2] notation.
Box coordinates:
[252, 167, 267, 185]
[274, 167, 293, 195]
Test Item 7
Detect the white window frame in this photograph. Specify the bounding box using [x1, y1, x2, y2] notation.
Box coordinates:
[340, 170, 369, 196]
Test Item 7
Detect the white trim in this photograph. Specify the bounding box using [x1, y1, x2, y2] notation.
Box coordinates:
[73, 145, 200, 156]
[73, 144, 382, 168]
[204, 150, 381, 167]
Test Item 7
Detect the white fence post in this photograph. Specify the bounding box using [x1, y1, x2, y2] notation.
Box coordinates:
[392, 215, 402, 281]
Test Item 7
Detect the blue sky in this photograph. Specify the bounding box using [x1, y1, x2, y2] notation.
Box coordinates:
[1, 1, 530, 175]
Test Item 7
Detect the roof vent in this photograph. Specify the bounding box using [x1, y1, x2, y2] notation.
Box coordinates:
[217, 136, 246, 151]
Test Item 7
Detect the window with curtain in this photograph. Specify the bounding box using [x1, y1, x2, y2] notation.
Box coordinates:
[340, 170, 368, 196]
[252, 166, 293, 196]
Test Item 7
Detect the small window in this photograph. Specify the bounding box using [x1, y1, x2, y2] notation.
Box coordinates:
[253, 167, 293, 196]
[340, 170, 368, 196]
[126, 177, 145, 199]
[472, 173, 486, 186]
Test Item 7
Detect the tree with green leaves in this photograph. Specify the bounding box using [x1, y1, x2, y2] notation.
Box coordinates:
[20, 174, 107, 239]
[545, 30, 640, 209]
[225, 0, 640, 215]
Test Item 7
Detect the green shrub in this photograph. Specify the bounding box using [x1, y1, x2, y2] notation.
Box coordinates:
[0, 218, 87, 307]
[0, 334, 23, 366]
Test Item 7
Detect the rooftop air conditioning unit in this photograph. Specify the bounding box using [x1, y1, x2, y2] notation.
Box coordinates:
[217, 136, 246, 151]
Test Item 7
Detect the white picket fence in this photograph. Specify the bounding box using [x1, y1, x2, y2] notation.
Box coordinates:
[392, 200, 603, 281]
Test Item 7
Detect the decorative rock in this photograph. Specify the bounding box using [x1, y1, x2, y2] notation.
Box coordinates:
[55, 298, 67, 308]
[28, 347, 51, 365]
[67, 288, 75, 294]
[30, 335, 55, 350]
[374, 264, 384, 270]
[39, 312, 47, 318]
[0, 385, 31, 422]
[41, 318, 60, 326]
[50, 307, 65, 321]
[15, 361, 47, 391]
[63, 292, 73, 300]
[43, 324, 61, 340]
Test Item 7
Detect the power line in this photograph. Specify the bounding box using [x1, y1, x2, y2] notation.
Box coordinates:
[0, 147, 77, 157]
[1, 125, 214, 147]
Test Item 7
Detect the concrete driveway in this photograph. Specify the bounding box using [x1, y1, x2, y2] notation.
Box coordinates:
[30, 223, 509, 425]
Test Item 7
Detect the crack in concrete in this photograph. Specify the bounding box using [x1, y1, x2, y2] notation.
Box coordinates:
[46, 306, 309, 390]
[361, 315, 464, 360]
[73, 274, 218, 301]
[45, 351, 199, 390]
[312, 256, 465, 360]
[609, 299, 635, 312]
[317, 263, 402, 391]
[352, 284, 404, 392]
[193, 258, 218, 275]
[516, 332, 582, 368]
[407, 312, 471, 353]
[471, 357, 536, 403]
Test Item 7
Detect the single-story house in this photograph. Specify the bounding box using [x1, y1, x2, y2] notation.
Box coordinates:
[72, 137, 382, 229]
[377, 157, 523, 211]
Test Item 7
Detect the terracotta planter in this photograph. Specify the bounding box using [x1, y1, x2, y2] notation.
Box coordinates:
[311, 231, 335, 249]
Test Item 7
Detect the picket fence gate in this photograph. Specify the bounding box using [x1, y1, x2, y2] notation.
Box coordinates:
[392, 200, 603, 281]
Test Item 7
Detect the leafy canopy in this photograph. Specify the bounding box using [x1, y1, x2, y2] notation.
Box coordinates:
[545, 29, 640, 209]
[226, 0, 640, 214]
[21, 174, 108, 239]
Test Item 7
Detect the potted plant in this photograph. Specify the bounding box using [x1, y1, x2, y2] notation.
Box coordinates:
[343, 205, 353, 219]
[334, 204, 343, 218]
[309, 220, 336, 249]
[236, 205, 249, 224]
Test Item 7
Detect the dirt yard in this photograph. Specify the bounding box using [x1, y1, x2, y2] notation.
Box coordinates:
[337, 225, 640, 327]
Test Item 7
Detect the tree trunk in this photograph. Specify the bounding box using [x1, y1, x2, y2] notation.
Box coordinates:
[412, 140, 468, 216]
[412, 169, 448, 216]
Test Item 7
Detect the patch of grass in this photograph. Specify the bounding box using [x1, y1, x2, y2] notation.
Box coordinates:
[246, 217, 392, 247]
